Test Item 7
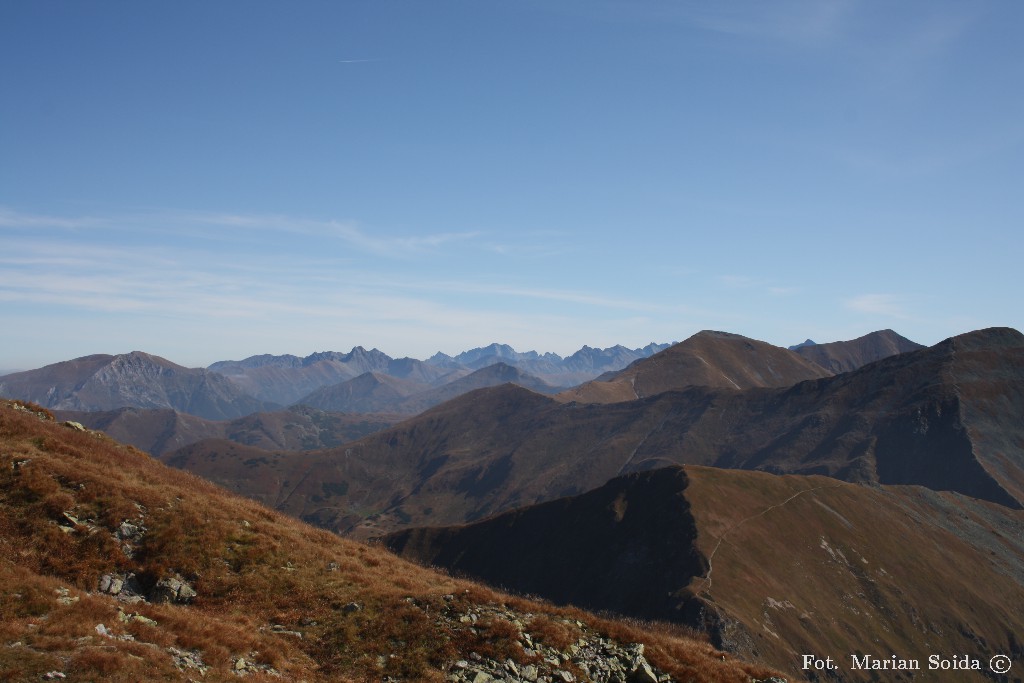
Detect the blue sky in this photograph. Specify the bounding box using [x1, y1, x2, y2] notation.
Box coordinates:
[2, 1, 1022, 370]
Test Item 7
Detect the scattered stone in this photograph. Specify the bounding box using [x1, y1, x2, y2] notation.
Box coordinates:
[152, 573, 197, 604]
[326, 561, 339, 572]
[42, 672, 66, 680]
[168, 647, 208, 674]
[119, 610, 158, 627]
[341, 601, 363, 613]
[54, 587, 78, 605]
[270, 624, 303, 638]
[62, 421, 86, 432]
[97, 572, 145, 603]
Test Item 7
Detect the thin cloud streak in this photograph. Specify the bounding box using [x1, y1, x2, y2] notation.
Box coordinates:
[844, 293, 910, 319]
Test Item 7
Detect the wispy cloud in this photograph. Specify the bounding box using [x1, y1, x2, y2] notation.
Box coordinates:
[684, 0, 852, 46]
[0, 207, 102, 230]
[844, 293, 909, 318]
[719, 274, 799, 296]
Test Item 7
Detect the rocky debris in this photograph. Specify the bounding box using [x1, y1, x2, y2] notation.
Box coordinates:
[168, 646, 208, 674]
[97, 572, 146, 604]
[341, 601, 363, 613]
[118, 609, 158, 627]
[8, 400, 52, 421]
[414, 598, 680, 683]
[232, 655, 280, 677]
[62, 420, 87, 432]
[269, 623, 303, 638]
[42, 672, 66, 681]
[116, 519, 146, 542]
[115, 518, 146, 557]
[54, 587, 79, 606]
[95, 623, 134, 641]
[152, 573, 197, 604]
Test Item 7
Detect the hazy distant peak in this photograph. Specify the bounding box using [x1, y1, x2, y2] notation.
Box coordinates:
[789, 339, 816, 350]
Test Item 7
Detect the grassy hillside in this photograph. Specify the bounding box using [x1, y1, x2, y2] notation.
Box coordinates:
[0, 399, 783, 682]
[386, 465, 1024, 682]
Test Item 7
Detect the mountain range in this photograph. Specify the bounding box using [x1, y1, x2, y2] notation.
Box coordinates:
[4, 326, 1020, 681]
[0, 341, 674, 420]
[165, 328, 1021, 540]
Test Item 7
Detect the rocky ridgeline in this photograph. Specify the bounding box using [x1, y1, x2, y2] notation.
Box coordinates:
[405, 596, 787, 683]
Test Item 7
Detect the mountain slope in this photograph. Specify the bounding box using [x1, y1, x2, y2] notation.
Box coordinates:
[392, 363, 561, 414]
[295, 371, 429, 413]
[0, 399, 782, 683]
[165, 328, 1024, 538]
[793, 329, 924, 373]
[0, 352, 273, 420]
[54, 405, 403, 456]
[385, 465, 1024, 682]
[557, 331, 830, 404]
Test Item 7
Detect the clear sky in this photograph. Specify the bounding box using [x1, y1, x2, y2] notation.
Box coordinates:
[2, 1, 1022, 370]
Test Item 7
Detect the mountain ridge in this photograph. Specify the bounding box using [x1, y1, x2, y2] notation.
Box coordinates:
[161, 327, 1024, 538]
[384, 464, 1024, 682]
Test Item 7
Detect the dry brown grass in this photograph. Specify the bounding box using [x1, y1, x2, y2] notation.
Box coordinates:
[0, 399, 783, 682]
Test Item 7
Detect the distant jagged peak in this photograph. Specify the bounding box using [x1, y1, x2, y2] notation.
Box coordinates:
[789, 339, 816, 350]
[208, 353, 304, 371]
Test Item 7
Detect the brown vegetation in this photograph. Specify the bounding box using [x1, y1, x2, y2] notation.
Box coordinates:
[0, 399, 781, 682]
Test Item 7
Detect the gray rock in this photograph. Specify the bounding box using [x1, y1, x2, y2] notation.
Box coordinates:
[151, 574, 196, 604]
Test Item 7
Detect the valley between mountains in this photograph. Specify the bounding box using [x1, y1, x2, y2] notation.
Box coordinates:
[2, 327, 1023, 682]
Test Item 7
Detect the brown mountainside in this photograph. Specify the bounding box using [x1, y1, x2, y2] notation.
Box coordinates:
[295, 371, 429, 414]
[557, 331, 830, 404]
[163, 327, 1024, 537]
[0, 399, 781, 683]
[794, 329, 924, 374]
[385, 465, 1024, 682]
[295, 363, 560, 416]
[0, 352, 274, 420]
[54, 405, 403, 456]
[391, 363, 561, 415]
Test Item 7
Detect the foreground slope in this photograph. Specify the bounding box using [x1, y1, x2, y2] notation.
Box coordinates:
[0, 399, 781, 683]
[0, 352, 273, 420]
[386, 466, 1024, 682]
[172, 328, 1024, 537]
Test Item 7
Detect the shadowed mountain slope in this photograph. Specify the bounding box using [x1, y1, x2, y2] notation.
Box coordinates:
[0, 352, 273, 420]
[164, 328, 1024, 538]
[54, 405, 403, 456]
[391, 363, 562, 415]
[557, 331, 831, 404]
[0, 399, 783, 683]
[294, 363, 558, 415]
[385, 465, 1024, 682]
[793, 329, 924, 374]
[295, 371, 429, 413]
